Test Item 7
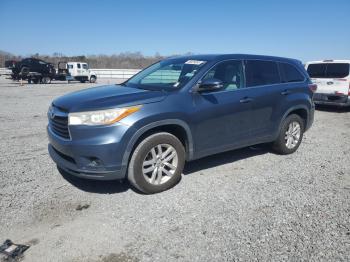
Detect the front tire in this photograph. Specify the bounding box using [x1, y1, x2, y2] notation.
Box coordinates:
[20, 66, 29, 77]
[272, 114, 304, 155]
[128, 132, 185, 194]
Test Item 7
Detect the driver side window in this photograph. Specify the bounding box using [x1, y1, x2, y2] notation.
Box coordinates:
[203, 60, 245, 91]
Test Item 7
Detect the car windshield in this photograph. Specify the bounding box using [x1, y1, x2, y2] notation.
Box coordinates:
[124, 58, 207, 90]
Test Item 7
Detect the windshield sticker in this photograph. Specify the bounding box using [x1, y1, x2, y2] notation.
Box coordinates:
[185, 60, 206, 65]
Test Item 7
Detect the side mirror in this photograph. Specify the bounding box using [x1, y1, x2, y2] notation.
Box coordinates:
[197, 78, 224, 92]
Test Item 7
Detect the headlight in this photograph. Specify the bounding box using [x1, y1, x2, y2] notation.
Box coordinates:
[68, 106, 141, 126]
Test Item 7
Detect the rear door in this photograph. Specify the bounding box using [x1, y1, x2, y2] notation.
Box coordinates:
[307, 63, 350, 95]
[76, 63, 82, 76]
[243, 60, 285, 140]
[67, 63, 74, 75]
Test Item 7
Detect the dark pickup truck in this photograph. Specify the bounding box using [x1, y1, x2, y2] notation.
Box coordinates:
[5, 58, 69, 84]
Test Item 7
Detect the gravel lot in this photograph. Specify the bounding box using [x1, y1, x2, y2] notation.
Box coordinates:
[0, 76, 349, 262]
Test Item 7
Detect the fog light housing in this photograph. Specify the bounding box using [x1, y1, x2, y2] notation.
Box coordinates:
[88, 158, 102, 167]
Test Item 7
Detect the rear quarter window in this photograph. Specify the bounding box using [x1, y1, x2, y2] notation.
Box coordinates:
[245, 60, 280, 87]
[279, 62, 305, 83]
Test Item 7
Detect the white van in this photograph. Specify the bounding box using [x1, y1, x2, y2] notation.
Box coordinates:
[66, 62, 97, 83]
[305, 60, 350, 107]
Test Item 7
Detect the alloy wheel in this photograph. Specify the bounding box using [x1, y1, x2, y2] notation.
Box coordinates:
[285, 121, 301, 149]
[142, 144, 179, 185]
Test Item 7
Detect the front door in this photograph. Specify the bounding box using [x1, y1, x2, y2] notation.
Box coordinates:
[191, 60, 255, 158]
[81, 63, 90, 77]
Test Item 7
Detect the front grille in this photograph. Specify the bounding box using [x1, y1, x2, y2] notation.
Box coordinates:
[50, 115, 70, 139]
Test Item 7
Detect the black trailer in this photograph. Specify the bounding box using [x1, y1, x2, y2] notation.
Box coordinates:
[4, 58, 71, 84]
[27, 62, 71, 84]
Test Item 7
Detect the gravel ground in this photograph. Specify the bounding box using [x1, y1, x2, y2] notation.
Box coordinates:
[0, 76, 349, 262]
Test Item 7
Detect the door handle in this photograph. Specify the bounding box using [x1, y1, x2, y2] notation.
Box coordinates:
[281, 89, 291, 95]
[239, 97, 253, 103]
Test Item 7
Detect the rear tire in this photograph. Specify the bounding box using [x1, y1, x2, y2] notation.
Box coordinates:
[90, 76, 96, 83]
[272, 114, 304, 155]
[41, 76, 51, 84]
[128, 132, 185, 194]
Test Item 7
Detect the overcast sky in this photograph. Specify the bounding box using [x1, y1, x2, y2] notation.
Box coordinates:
[0, 0, 349, 62]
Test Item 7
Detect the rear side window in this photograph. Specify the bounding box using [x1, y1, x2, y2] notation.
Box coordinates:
[326, 63, 349, 78]
[279, 63, 305, 83]
[245, 60, 280, 87]
[307, 63, 350, 78]
[307, 64, 326, 78]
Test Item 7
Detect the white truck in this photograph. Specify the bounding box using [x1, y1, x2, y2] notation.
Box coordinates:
[305, 60, 350, 107]
[66, 62, 97, 83]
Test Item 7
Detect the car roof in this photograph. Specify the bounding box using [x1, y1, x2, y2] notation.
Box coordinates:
[23, 58, 46, 63]
[167, 54, 301, 64]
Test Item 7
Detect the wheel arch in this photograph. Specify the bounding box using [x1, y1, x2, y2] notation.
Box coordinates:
[120, 119, 194, 178]
[287, 108, 308, 127]
[89, 75, 97, 83]
[278, 105, 310, 135]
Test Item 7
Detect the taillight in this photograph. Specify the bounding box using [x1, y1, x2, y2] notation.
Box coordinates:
[335, 91, 345, 95]
[348, 82, 350, 96]
[309, 83, 317, 93]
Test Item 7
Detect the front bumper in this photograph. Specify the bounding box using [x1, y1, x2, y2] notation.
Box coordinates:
[313, 93, 350, 107]
[47, 123, 132, 180]
[306, 103, 315, 131]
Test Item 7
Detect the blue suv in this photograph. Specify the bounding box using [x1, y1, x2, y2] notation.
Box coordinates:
[47, 54, 315, 193]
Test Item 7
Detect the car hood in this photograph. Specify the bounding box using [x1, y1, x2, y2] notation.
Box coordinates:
[53, 85, 167, 112]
